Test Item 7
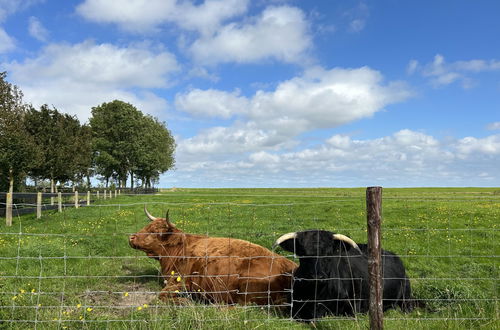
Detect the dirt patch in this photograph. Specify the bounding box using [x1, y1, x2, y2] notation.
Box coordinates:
[117, 284, 158, 307]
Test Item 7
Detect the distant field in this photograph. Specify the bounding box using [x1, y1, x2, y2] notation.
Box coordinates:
[0, 188, 498, 329]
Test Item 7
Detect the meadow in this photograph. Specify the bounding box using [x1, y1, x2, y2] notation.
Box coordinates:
[0, 187, 498, 329]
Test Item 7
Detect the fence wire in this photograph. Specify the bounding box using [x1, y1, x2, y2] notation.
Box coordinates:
[0, 192, 498, 329]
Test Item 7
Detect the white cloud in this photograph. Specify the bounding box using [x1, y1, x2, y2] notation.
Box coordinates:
[175, 88, 249, 119]
[2, 40, 178, 120]
[0, 0, 44, 21]
[344, 2, 369, 33]
[487, 122, 500, 131]
[176, 66, 412, 155]
[189, 6, 312, 65]
[169, 130, 500, 187]
[415, 54, 500, 88]
[0, 27, 15, 53]
[455, 135, 500, 156]
[76, 0, 249, 34]
[28, 16, 49, 42]
[407, 59, 418, 75]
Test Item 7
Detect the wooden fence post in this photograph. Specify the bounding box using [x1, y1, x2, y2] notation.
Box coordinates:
[104, 190, 107, 200]
[6, 192, 12, 226]
[58, 192, 62, 212]
[37, 192, 42, 219]
[367, 186, 383, 330]
[87, 191, 91, 206]
[75, 191, 79, 209]
[97, 191, 100, 199]
[114, 189, 117, 198]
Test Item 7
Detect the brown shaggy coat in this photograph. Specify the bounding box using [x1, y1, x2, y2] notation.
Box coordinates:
[129, 212, 297, 306]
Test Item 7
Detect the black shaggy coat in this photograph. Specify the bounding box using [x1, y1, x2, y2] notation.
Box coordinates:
[277, 230, 413, 321]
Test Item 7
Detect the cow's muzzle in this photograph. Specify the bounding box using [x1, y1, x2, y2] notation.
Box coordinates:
[129, 234, 138, 249]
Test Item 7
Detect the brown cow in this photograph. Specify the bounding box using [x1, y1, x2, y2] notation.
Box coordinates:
[129, 207, 297, 306]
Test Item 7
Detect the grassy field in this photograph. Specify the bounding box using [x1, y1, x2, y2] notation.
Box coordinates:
[0, 187, 499, 329]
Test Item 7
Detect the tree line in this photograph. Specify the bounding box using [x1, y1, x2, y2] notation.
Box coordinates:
[0, 72, 175, 193]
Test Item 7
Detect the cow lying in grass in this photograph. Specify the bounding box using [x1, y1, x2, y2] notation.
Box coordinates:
[129, 207, 297, 306]
[275, 230, 415, 321]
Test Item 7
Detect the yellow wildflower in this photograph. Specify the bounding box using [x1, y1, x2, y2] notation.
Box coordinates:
[86, 307, 93, 312]
[171, 271, 175, 275]
[76, 303, 82, 309]
[124, 292, 129, 297]
[176, 276, 181, 282]
[143, 304, 148, 308]
[137, 306, 143, 311]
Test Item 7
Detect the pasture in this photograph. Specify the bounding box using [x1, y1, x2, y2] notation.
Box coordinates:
[0, 188, 498, 329]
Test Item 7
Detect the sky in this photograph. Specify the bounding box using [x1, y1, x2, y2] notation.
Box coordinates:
[1, 0, 499, 188]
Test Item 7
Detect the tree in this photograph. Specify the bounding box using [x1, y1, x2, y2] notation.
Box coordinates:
[25, 105, 92, 190]
[90, 100, 143, 188]
[0, 72, 41, 193]
[134, 115, 176, 188]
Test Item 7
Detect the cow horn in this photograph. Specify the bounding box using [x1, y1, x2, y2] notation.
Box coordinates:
[144, 206, 159, 222]
[274, 232, 297, 247]
[165, 209, 175, 228]
[333, 234, 361, 252]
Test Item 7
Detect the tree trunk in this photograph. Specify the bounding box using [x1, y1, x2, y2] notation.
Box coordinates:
[8, 168, 14, 195]
[130, 171, 134, 190]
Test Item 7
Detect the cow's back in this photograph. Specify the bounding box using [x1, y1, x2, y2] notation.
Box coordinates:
[182, 236, 297, 305]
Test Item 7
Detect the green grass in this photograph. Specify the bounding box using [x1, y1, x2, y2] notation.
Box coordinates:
[0, 188, 499, 329]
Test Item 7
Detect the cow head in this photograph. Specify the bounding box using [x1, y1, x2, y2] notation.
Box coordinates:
[129, 207, 183, 259]
[275, 230, 361, 257]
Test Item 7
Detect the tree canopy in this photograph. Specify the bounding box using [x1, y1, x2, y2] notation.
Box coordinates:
[90, 100, 176, 188]
[0, 72, 176, 191]
[0, 72, 41, 193]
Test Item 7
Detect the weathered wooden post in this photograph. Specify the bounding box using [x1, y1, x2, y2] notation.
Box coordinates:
[75, 191, 79, 209]
[97, 191, 100, 199]
[6, 192, 12, 226]
[104, 190, 107, 200]
[58, 192, 62, 212]
[87, 191, 91, 206]
[114, 189, 117, 198]
[367, 186, 383, 330]
[37, 192, 42, 219]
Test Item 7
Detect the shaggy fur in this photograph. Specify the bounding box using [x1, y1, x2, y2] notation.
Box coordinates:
[129, 211, 297, 306]
[276, 230, 414, 321]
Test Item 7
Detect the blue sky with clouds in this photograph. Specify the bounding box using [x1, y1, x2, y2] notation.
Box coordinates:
[1, 0, 499, 188]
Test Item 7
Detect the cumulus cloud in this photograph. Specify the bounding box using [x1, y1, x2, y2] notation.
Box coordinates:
[28, 16, 49, 42]
[170, 130, 500, 187]
[175, 88, 249, 119]
[2, 40, 178, 120]
[189, 6, 311, 64]
[455, 135, 500, 156]
[76, 0, 249, 34]
[176, 66, 412, 155]
[413, 54, 500, 88]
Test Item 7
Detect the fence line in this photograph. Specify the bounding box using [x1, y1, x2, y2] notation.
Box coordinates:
[0, 189, 497, 327]
[0, 190, 123, 225]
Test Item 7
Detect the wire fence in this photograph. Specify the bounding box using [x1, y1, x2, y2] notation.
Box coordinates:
[0, 190, 498, 328]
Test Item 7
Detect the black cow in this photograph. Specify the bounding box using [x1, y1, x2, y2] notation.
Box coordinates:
[275, 230, 414, 321]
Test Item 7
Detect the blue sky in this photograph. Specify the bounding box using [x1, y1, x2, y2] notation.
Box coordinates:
[1, 0, 499, 188]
